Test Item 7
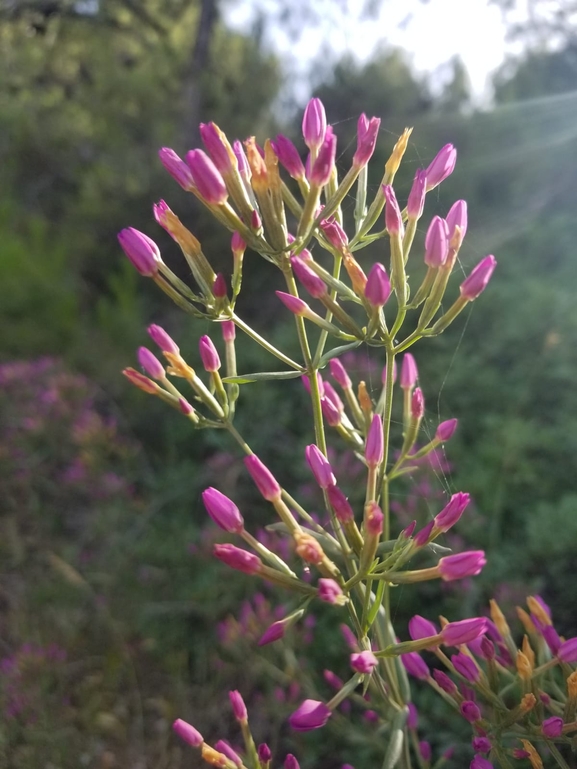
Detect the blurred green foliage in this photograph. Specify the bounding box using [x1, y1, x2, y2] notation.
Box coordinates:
[2, 2, 577, 765]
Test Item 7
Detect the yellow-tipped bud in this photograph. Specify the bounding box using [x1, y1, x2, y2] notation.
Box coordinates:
[520, 693, 537, 713]
[519, 740, 543, 769]
[358, 381, 373, 418]
[342, 252, 368, 297]
[201, 746, 230, 768]
[516, 607, 537, 636]
[245, 137, 268, 193]
[385, 127, 413, 180]
[264, 139, 282, 195]
[522, 635, 536, 669]
[516, 651, 533, 680]
[294, 532, 324, 565]
[527, 596, 552, 627]
[164, 352, 196, 380]
[489, 599, 511, 638]
[567, 670, 577, 698]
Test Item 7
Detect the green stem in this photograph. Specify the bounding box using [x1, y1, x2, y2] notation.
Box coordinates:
[231, 313, 303, 371]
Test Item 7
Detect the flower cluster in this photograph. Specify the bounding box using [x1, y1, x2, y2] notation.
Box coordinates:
[117, 97, 576, 767]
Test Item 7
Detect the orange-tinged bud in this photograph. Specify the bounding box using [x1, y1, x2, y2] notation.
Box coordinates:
[342, 252, 367, 296]
[520, 693, 537, 713]
[245, 137, 268, 193]
[489, 599, 511, 638]
[522, 635, 535, 669]
[519, 740, 543, 769]
[567, 670, 577, 698]
[358, 381, 372, 416]
[516, 607, 537, 636]
[294, 532, 324, 565]
[385, 127, 413, 179]
[527, 596, 552, 627]
[164, 352, 196, 380]
[516, 651, 533, 680]
[264, 139, 282, 194]
[201, 746, 230, 768]
[122, 368, 159, 394]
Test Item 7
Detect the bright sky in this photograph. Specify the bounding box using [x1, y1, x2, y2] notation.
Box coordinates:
[225, 0, 524, 103]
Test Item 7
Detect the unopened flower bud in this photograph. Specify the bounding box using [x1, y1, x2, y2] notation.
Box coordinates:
[186, 149, 228, 205]
[461, 700, 481, 723]
[320, 217, 348, 250]
[271, 135, 305, 180]
[452, 652, 480, 682]
[350, 650, 378, 674]
[407, 702, 418, 729]
[284, 755, 300, 769]
[221, 320, 236, 342]
[159, 148, 195, 190]
[413, 520, 434, 547]
[401, 652, 429, 680]
[472, 737, 492, 754]
[383, 184, 403, 236]
[289, 698, 332, 731]
[438, 551, 486, 581]
[123, 368, 158, 394]
[411, 387, 424, 419]
[295, 532, 324, 564]
[148, 324, 179, 354]
[258, 744, 272, 764]
[407, 169, 427, 220]
[470, 755, 493, 769]
[302, 98, 327, 151]
[424, 216, 449, 268]
[541, 716, 563, 738]
[365, 414, 384, 468]
[400, 353, 418, 389]
[291, 256, 327, 298]
[213, 273, 228, 299]
[202, 487, 244, 533]
[327, 484, 354, 523]
[173, 718, 203, 747]
[460, 256, 497, 300]
[213, 544, 262, 575]
[365, 501, 383, 536]
[353, 114, 381, 168]
[436, 418, 458, 442]
[276, 291, 309, 316]
[229, 690, 248, 722]
[310, 126, 337, 186]
[138, 347, 165, 379]
[305, 445, 336, 489]
[446, 199, 468, 247]
[442, 617, 487, 646]
[198, 335, 221, 372]
[233, 140, 251, 178]
[434, 492, 470, 532]
[244, 455, 282, 501]
[329, 358, 351, 388]
[433, 669, 457, 694]
[365, 263, 391, 307]
[558, 637, 577, 663]
[317, 578, 345, 605]
[419, 741, 432, 762]
[426, 144, 457, 191]
[409, 615, 438, 641]
[118, 228, 161, 276]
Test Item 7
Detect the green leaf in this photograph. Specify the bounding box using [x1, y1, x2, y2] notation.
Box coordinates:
[318, 341, 363, 368]
[222, 370, 304, 384]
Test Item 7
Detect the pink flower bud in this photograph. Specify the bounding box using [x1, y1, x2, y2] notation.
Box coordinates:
[276, 291, 308, 316]
[138, 347, 165, 379]
[436, 418, 458, 442]
[186, 149, 228, 205]
[305, 445, 336, 489]
[123, 368, 157, 394]
[434, 492, 470, 532]
[284, 755, 300, 769]
[326, 672, 348, 698]
[153, 199, 173, 234]
[310, 126, 337, 186]
[200, 122, 236, 175]
[383, 185, 403, 236]
[407, 169, 427, 220]
[322, 396, 342, 426]
[329, 358, 351, 388]
[220, 321, 235, 343]
[258, 744, 272, 763]
[452, 652, 480, 682]
[199, 335, 221, 372]
[353, 114, 381, 168]
[433, 669, 457, 694]
[327, 484, 354, 523]
[302, 98, 327, 151]
[365, 414, 384, 468]
[350, 650, 378, 674]
[401, 652, 429, 680]
[442, 617, 488, 646]
[438, 551, 486, 581]
[179, 398, 195, 416]
[213, 544, 262, 575]
[341, 624, 359, 650]
[291, 256, 327, 298]
[413, 520, 434, 547]
[214, 742, 241, 767]
[258, 620, 286, 646]
[213, 273, 227, 299]
[173, 718, 203, 747]
[251, 209, 262, 231]
[424, 216, 449, 268]
[401, 520, 417, 538]
[407, 702, 418, 730]
[411, 387, 424, 419]
[229, 690, 248, 722]
[471, 755, 493, 769]
[542, 716, 564, 738]
[460, 700, 481, 723]
[365, 263, 391, 307]
[558, 637, 577, 663]
[409, 615, 438, 642]
[148, 324, 179, 354]
[479, 637, 495, 660]
[419, 741, 432, 762]
[425, 144, 457, 191]
[400, 353, 418, 389]
[302, 372, 325, 397]
[118, 228, 161, 276]
[244, 455, 282, 501]
[381, 360, 398, 385]
[318, 578, 344, 605]
[271, 135, 305, 180]
[365, 502, 383, 536]
[544, 626, 562, 654]
[289, 698, 332, 731]
[231, 231, 246, 257]
[202, 487, 244, 533]
[322, 382, 344, 413]
[233, 140, 251, 178]
[158, 148, 195, 190]
[319, 217, 349, 250]
[472, 737, 492, 754]
[446, 199, 468, 247]
[460, 255, 497, 300]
